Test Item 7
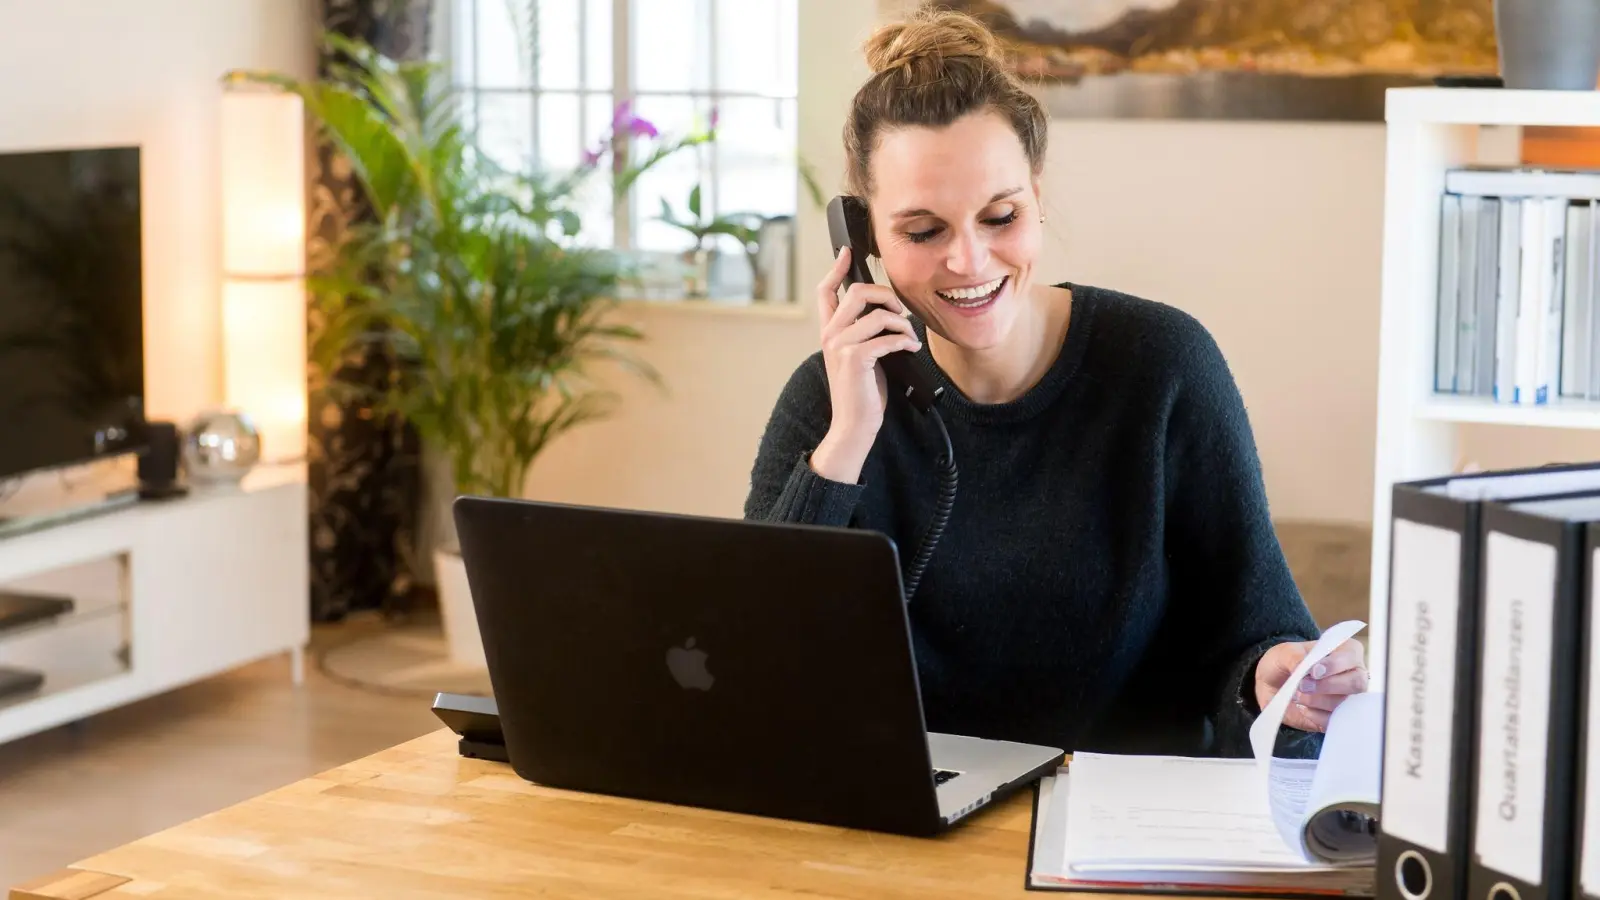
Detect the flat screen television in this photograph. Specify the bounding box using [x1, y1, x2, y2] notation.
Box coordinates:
[0, 146, 145, 482]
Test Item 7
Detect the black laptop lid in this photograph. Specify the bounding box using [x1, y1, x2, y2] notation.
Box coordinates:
[452, 496, 945, 834]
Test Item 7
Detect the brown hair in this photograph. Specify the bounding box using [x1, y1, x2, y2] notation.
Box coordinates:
[844, 7, 1048, 198]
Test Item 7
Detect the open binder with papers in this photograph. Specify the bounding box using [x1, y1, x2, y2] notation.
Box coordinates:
[1025, 620, 1380, 896]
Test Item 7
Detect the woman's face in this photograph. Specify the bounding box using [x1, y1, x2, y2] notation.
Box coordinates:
[867, 108, 1043, 353]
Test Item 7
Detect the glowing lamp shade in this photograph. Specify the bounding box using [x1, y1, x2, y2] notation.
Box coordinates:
[223, 280, 308, 458]
[220, 84, 307, 463]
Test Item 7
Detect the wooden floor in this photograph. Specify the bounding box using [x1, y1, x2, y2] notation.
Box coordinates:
[0, 618, 443, 890]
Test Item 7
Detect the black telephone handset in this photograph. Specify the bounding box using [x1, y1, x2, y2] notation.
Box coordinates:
[823, 194, 955, 602]
[825, 195, 942, 414]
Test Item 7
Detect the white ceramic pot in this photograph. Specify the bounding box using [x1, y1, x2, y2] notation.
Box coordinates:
[434, 545, 486, 669]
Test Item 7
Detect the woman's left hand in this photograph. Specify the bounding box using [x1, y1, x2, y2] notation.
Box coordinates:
[1254, 638, 1369, 733]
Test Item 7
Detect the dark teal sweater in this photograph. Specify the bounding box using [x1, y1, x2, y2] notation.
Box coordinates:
[743, 283, 1323, 758]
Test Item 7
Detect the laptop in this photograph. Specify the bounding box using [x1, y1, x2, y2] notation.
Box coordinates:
[451, 494, 1065, 837]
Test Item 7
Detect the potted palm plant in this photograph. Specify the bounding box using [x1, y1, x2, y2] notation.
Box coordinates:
[238, 34, 695, 665]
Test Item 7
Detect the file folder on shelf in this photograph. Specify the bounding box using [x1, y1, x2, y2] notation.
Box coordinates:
[1467, 492, 1598, 900]
[1380, 463, 1600, 900]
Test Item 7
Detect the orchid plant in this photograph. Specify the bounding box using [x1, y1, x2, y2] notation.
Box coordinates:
[582, 100, 717, 205]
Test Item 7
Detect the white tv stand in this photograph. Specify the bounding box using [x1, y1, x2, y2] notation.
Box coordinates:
[0, 461, 308, 746]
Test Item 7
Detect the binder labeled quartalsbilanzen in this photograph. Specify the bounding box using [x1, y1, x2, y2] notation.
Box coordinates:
[1379, 462, 1600, 900]
[1468, 492, 1599, 900]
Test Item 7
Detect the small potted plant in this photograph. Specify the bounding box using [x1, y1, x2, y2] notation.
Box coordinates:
[658, 159, 825, 301]
[657, 184, 767, 299]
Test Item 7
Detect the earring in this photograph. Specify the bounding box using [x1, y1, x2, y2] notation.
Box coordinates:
[1039, 214, 1046, 223]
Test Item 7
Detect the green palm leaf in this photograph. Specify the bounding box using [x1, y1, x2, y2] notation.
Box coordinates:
[233, 29, 660, 500]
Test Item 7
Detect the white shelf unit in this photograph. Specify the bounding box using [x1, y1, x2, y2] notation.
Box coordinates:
[1369, 87, 1600, 691]
[0, 462, 309, 746]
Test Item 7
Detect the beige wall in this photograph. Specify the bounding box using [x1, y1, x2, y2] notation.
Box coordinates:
[1036, 120, 1389, 523]
[0, 0, 318, 425]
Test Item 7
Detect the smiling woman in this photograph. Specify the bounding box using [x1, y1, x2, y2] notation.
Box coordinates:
[742, 6, 1369, 760]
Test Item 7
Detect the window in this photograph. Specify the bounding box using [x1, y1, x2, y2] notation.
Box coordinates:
[437, 0, 803, 302]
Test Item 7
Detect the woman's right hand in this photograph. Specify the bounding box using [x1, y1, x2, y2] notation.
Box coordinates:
[808, 245, 921, 484]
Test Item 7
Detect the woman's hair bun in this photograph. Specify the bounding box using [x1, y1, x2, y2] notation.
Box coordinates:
[844, 6, 1046, 197]
[863, 7, 1008, 78]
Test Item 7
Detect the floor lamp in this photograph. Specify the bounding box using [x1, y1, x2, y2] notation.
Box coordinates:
[219, 78, 308, 465]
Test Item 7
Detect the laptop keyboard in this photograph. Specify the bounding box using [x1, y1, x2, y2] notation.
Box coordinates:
[933, 768, 961, 786]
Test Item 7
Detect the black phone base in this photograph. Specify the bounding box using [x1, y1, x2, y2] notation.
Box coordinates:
[431, 691, 509, 762]
[458, 737, 510, 763]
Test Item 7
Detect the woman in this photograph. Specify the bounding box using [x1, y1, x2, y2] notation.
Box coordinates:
[744, 8, 1367, 758]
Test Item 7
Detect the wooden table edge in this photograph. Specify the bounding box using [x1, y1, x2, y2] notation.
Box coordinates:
[8, 868, 131, 900]
[4, 731, 466, 899]
[7, 729, 1069, 898]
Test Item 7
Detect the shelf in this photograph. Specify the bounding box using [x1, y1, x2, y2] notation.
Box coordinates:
[0, 600, 124, 647]
[0, 465, 308, 747]
[1416, 394, 1600, 429]
[1387, 87, 1600, 128]
[0, 656, 130, 716]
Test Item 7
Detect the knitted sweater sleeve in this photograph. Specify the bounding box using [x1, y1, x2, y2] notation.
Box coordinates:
[1161, 315, 1325, 759]
[743, 354, 865, 527]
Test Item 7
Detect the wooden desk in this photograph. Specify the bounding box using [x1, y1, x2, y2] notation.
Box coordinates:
[9, 728, 1147, 899]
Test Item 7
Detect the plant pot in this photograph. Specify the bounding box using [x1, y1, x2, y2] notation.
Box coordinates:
[434, 545, 486, 669]
[1496, 0, 1600, 90]
[680, 247, 714, 298]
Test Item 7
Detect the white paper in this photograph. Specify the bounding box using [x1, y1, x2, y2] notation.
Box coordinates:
[1302, 692, 1385, 861]
[1264, 758, 1321, 854]
[1584, 547, 1600, 895]
[1041, 619, 1381, 886]
[1061, 754, 1317, 870]
[1260, 698, 1384, 863]
[1473, 531, 1556, 887]
[1380, 518, 1462, 854]
[1441, 467, 1600, 500]
[1029, 771, 1068, 886]
[1248, 620, 1368, 771]
[1246, 619, 1369, 860]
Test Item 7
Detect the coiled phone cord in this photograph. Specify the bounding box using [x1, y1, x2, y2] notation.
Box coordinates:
[902, 405, 957, 602]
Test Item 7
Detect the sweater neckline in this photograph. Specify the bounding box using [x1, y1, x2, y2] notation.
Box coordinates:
[909, 282, 1092, 425]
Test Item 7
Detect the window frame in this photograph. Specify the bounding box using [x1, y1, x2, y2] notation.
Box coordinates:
[434, 0, 802, 274]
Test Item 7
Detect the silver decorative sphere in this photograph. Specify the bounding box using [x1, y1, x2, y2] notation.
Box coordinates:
[183, 409, 262, 484]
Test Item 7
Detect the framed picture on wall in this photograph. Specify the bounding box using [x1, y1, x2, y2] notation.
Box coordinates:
[885, 0, 1497, 122]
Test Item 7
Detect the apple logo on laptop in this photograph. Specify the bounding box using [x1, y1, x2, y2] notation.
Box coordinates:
[666, 637, 714, 690]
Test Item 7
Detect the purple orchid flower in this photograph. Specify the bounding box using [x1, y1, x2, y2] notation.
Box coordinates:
[611, 100, 659, 139]
[627, 115, 659, 139]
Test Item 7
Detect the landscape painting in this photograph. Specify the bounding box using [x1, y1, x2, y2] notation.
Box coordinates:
[904, 0, 1498, 121]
